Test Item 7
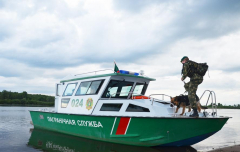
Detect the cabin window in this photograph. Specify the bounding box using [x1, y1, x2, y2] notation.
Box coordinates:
[75, 80, 104, 96]
[132, 83, 148, 96]
[63, 83, 78, 96]
[102, 80, 134, 98]
[76, 81, 91, 95]
[126, 104, 150, 112]
[87, 81, 102, 94]
[100, 103, 123, 111]
[61, 98, 70, 108]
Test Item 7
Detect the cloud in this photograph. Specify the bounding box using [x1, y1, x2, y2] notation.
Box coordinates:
[224, 66, 240, 73]
[1, 0, 240, 70]
[0, 0, 240, 104]
[113, 0, 240, 39]
[113, 0, 166, 13]
[172, 0, 240, 39]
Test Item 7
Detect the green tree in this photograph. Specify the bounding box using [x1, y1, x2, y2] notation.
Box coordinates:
[1, 90, 8, 99]
[22, 91, 28, 99]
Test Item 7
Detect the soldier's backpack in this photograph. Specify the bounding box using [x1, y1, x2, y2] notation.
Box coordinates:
[184, 60, 208, 77]
[197, 62, 208, 76]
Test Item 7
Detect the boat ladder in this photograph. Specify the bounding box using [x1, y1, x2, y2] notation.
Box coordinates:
[199, 90, 217, 117]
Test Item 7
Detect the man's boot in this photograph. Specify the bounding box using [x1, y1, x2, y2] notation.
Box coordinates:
[189, 108, 199, 118]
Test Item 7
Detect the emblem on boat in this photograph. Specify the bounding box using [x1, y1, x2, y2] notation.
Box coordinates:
[86, 98, 93, 110]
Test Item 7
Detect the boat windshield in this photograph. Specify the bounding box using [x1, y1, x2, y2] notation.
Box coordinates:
[132, 83, 148, 96]
[102, 80, 134, 99]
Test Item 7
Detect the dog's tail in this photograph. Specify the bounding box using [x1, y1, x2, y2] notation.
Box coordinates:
[201, 105, 208, 109]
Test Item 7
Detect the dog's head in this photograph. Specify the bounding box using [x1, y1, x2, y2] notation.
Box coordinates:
[170, 96, 179, 107]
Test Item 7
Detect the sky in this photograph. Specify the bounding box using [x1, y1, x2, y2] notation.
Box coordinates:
[0, 0, 240, 105]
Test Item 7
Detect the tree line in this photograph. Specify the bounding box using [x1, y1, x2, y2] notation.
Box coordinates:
[0, 90, 54, 106]
[208, 103, 240, 109]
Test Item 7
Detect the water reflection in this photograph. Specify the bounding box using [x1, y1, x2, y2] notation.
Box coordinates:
[28, 128, 197, 152]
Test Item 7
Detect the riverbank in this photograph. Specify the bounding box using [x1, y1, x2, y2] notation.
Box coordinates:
[0, 104, 53, 107]
[207, 144, 240, 152]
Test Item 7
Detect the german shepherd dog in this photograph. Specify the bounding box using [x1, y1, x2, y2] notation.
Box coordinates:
[170, 95, 206, 115]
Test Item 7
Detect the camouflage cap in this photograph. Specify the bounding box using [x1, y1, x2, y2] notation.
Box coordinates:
[180, 56, 188, 62]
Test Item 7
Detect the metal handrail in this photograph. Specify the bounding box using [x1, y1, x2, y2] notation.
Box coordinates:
[149, 94, 176, 116]
[199, 90, 217, 116]
[149, 94, 172, 105]
[107, 92, 176, 115]
[107, 92, 174, 106]
[74, 69, 114, 76]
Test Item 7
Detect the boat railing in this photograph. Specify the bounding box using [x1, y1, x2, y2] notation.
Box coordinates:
[149, 94, 176, 116]
[108, 92, 174, 106]
[74, 69, 114, 77]
[39, 108, 55, 112]
[149, 94, 172, 105]
[107, 92, 174, 104]
[199, 90, 217, 116]
[107, 92, 176, 115]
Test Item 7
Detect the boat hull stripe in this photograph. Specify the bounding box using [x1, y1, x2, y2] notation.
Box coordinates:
[124, 118, 131, 134]
[110, 117, 117, 135]
[116, 117, 130, 135]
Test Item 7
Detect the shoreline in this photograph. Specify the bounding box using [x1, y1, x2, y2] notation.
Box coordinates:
[207, 144, 240, 152]
[0, 104, 53, 107]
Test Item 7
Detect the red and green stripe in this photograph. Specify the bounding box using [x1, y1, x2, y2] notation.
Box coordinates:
[111, 117, 131, 135]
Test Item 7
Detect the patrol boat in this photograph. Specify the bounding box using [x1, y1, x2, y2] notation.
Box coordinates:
[29, 68, 230, 147]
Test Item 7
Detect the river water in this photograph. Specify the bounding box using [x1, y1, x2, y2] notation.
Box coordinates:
[0, 107, 239, 152]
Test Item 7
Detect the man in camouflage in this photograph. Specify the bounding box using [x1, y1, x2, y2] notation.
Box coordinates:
[181, 56, 203, 118]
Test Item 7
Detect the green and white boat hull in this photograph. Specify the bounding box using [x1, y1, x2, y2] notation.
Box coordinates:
[30, 111, 229, 147]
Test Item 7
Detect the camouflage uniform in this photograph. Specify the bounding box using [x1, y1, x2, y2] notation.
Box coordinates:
[182, 61, 203, 109]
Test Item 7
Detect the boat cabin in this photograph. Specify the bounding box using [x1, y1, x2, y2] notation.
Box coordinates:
[55, 71, 174, 117]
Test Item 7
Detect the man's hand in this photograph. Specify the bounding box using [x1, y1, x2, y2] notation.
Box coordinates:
[181, 77, 184, 81]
